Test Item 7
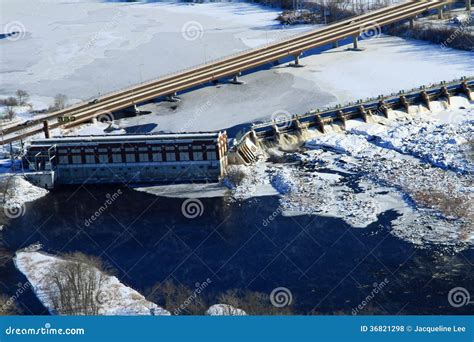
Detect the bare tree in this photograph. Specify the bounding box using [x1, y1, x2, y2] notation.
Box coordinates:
[15, 90, 29, 106]
[217, 289, 294, 315]
[5, 106, 15, 120]
[53, 94, 68, 111]
[2, 97, 17, 120]
[44, 252, 109, 315]
[147, 279, 207, 315]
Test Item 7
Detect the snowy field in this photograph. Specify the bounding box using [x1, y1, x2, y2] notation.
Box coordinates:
[0, 0, 312, 109]
[81, 34, 474, 134]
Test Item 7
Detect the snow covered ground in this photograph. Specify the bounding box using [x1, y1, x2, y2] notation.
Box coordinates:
[14, 246, 171, 315]
[206, 304, 246, 316]
[0, 175, 48, 229]
[0, 0, 311, 110]
[73, 34, 474, 135]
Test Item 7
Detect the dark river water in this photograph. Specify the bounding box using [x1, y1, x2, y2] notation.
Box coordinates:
[1, 186, 473, 315]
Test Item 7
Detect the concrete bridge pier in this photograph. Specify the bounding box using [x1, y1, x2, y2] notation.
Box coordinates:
[43, 121, 50, 139]
[409, 18, 415, 29]
[332, 40, 339, 48]
[438, 8, 444, 20]
[165, 92, 181, 102]
[230, 72, 244, 85]
[290, 53, 304, 67]
[467, 0, 472, 11]
[353, 35, 359, 50]
[350, 36, 364, 51]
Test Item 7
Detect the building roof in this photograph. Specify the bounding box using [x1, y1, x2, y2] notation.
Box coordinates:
[28, 132, 225, 147]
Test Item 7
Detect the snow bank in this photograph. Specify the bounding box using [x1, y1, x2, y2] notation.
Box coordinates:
[302, 106, 473, 247]
[364, 109, 474, 174]
[206, 304, 246, 316]
[1, 176, 48, 213]
[224, 161, 278, 201]
[269, 161, 397, 228]
[14, 248, 170, 316]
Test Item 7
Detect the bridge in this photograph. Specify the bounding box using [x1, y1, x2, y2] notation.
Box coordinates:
[1, 0, 458, 145]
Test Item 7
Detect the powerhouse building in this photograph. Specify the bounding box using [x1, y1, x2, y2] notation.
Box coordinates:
[25, 132, 228, 188]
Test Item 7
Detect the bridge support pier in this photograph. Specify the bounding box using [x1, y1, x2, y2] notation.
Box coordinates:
[133, 104, 140, 115]
[332, 41, 339, 49]
[409, 18, 415, 29]
[467, 0, 472, 11]
[349, 36, 364, 51]
[230, 72, 244, 85]
[290, 53, 304, 68]
[43, 121, 50, 139]
[438, 8, 444, 20]
[165, 92, 181, 102]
